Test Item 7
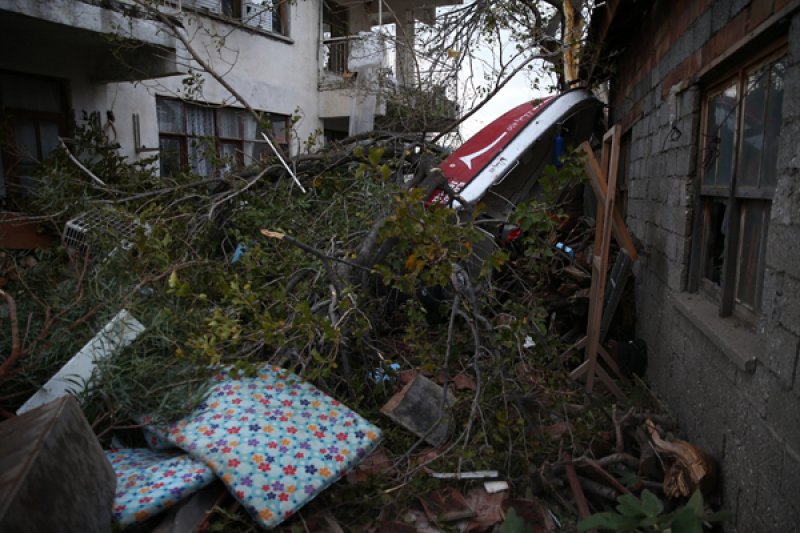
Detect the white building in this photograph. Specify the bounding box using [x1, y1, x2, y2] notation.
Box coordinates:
[0, 0, 459, 202]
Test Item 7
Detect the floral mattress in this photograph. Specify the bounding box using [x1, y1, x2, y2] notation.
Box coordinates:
[110, 366, 382, 529]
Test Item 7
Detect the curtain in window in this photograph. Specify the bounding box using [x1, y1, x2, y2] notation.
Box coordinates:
[157, 99, 185, 134]
[217, 108, 242, 139]
[242, 114, 257, 140]
[187, 106, 215, 176]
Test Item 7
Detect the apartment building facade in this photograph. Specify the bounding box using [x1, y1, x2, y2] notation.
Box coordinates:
[0, 0, 458, 204]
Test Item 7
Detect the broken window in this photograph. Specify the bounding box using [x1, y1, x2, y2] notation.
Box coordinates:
[692, 46, 785, 316]
[156, 98, 289, 177]
[184, 0, 289, 36]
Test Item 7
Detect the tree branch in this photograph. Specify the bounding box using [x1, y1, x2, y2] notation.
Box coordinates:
[0, 290, 22, 380]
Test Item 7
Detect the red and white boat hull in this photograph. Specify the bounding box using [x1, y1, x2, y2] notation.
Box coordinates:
[430, 89, 603, 218]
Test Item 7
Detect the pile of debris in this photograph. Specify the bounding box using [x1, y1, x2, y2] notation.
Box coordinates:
[0, 118, 724, 531]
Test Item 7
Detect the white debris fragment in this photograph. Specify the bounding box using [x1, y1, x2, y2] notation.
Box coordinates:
[524, 336, 536, 348]
[430, 470, 499, 480]
[17, 309, 145, 414]
[483, 481, 510, 493]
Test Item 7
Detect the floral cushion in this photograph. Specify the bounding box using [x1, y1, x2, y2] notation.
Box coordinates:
[143, 366, 382, 528]
[106, 448, 216, 526]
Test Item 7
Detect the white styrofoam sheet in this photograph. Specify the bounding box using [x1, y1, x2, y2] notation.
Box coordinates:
[17, 309, 145, 414]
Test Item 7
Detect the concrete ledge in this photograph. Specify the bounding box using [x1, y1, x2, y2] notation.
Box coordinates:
[671, 292, 759, 373]
[0, 0, 176, 49]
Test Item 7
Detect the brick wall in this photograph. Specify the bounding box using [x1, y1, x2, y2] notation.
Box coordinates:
[607, 0, 800, 529]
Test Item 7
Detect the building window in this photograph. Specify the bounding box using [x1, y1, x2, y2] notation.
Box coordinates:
[693, 47, 785, 316]
[156, 98, 288, 177]
[185, 0, 289, 36]
[0, 71, 68, 202]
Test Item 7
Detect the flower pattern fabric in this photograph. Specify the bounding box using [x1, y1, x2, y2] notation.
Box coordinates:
[106, 448, 216, 526]
[143, 365, 382, 529]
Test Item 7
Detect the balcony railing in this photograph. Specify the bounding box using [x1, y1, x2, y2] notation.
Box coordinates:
[319, 33, 459, 130]
[321, 36, 359, 76]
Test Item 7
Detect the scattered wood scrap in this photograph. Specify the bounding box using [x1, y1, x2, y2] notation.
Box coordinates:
[381, 372, 455, 446]
[647, 419, 719, 499]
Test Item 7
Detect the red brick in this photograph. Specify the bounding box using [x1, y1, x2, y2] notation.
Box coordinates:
[722, 10, 750, 50]
[620, 100, 643, 132]
[670, 1, 694, 43]
[702, 33, 721, 65]
[656, 35, 671, 65]
[661, 58, 694, 98]
[749, 0, 776, 29]
[691, 0, 714, 21]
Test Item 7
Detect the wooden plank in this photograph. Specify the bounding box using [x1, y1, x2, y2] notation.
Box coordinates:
[569, 357, 623, 398]
[381, 373, 455, 446]
[719, 198, 740, 317]
[584, 127, 620, 394]
[686, 177, 705, 292]
[580, 142, 639, 261]
[597, 344, 622, 379]
[559, 133, 634, 400]
[594, 360, 625, 399]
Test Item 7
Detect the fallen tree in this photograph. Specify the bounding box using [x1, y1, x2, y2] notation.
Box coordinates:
[0, 119, 729, 531]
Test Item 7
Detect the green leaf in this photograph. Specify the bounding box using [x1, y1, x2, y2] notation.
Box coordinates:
[368, 146, 384, 165]
[670, 506, 704, 533]
[618, 470, 641, 487]
[685, 489, 704, 515]
[640, 489, 664, 517]
[578, 512, 640, 531]
[176, 281, 191, 297]
[616, 493, 645, 517]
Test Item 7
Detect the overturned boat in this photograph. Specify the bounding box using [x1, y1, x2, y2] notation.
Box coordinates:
[429, 88, 604, 223]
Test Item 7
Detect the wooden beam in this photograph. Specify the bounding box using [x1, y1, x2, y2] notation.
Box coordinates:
[580, 141, 639, 261]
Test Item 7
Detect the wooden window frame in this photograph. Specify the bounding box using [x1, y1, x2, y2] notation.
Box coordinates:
[688, 41, 787, 320]
[156, 97, 289, 177]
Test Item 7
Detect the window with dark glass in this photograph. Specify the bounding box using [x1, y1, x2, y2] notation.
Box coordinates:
[692, 47, 785, 316]
[156, 98, 289, 177]
[0, 71, 68, 202]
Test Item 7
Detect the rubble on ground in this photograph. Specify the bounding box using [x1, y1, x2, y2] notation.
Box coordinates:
[0, 128, 724, 531]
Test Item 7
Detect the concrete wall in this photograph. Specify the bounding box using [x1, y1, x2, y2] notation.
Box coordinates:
[127, 1, 323, 156]
[607, 0, 800, 529]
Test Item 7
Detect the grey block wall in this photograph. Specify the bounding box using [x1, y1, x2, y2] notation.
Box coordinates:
[608, 1, 800, 530]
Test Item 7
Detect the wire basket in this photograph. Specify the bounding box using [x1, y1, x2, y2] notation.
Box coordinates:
[64, 211, 148, 254]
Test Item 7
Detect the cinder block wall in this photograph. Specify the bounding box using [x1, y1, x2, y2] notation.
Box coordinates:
[606, 0, 800, 529]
